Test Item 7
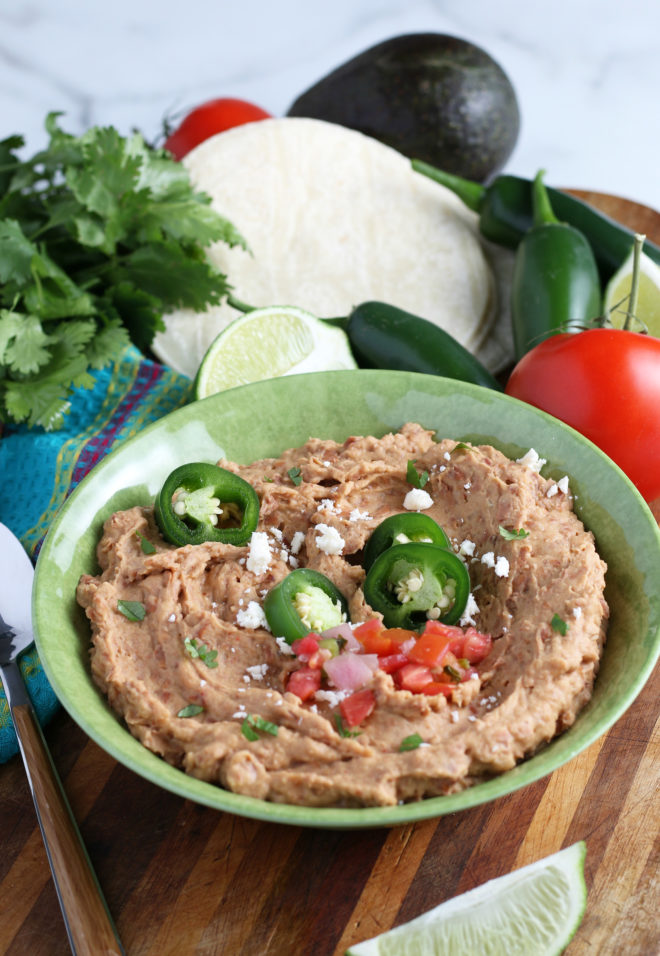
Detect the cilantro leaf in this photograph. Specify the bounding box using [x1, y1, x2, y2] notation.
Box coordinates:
[0, 115, 245, 430]
[117, 599, 146, 622]
[399, 733, 423, 751]
[551, 613, 568, 635]
[288, 467, 303, 486]
[334, 714, 361, 738]
[135, 531, 156, 555]
[499, 525, 530, 540]
[406, 459, 429, 489]
[184, 636, 219, 669]
[177, 704, 204, 718]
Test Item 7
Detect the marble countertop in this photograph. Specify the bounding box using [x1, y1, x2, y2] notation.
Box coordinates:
[1, 0, 658, 210]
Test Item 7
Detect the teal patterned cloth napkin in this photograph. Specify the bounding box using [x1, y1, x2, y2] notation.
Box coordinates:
[0, 344, 192, 762]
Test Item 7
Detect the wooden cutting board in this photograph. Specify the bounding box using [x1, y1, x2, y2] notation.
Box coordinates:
[0, 192, 658, 956]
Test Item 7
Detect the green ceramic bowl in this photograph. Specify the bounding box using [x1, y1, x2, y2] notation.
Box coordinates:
[33, 371, 660, 828]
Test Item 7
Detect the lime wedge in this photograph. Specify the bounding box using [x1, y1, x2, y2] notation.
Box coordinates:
[604, 245, 660, 336]
[346, 841, 587, 956]
[193, 305, 357, 400]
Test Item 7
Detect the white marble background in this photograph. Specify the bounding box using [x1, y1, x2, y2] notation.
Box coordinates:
[1, 0, 658, 209]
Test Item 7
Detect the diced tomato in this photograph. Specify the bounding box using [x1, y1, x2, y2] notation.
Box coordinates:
[291, 634, 320, 660]
[420, 681, 455, 698]
[461, 628, 493, 664]
[286, 667, 321, 701]
[407, 631, 452, 669]
[353, 618, 383, 640]
[422, 620, 467, 655]
[339, 688, 376, 727]
[377, 652, 410, 674]
[395, 663, 434, 693]
[360, 627, 394, 656]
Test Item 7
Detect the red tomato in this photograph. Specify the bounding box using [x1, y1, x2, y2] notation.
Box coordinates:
[505, 329, 660, 502]
[422, 621, 467, 656]
[163, 97, 272, 160]
[291, 634, 320, 660]
[461, 628, 493, 664]
[353, 619, 384, 643]
[286, 667, 321, 701]
[419, 681, 455, 698]
[340, 689, 376, 727]
[395, 663, 434, 693]
[407, 631, 451, 668]
[377, 653, 410, 674]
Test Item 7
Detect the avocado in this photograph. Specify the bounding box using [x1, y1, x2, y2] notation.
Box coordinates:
[287, 33, 520, 183]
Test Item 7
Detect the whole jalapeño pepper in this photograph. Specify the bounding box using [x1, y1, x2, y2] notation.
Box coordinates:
[363, 542, 470, 630]
[263, 568, 349, 643]
[154, 462, 260, 547]
[511, 171, 601, 359]
[412, 159, 660, 282]
[362, 513, 450, 571]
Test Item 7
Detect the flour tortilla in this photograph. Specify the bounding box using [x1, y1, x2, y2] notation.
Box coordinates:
[152, 118, 513, 379]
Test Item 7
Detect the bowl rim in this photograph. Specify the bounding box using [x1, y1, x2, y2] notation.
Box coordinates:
[33, 369, 660, 828]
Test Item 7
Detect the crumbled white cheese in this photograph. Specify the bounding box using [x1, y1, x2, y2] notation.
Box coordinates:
[481, 551, 495, 568]
[459, 539, 476, 557]
[464, 481, 471, 491]
[236, 600, 269, 631]
[449, 710, 459, 724]
[349, 508, 371, 522]
[516, 448, 547, 472]
[315, 523, 345, 555]
[167, 613, 176, 622]
[269, 526, 283, 541]
[245, 663, 269, 680]
[558, 475, 570, 494]
[573, 606, 583, 619]
[403, 488, 433, 511]
[290, 530, 305, 554]
[289, 555, 299, 567]
[494, 556, 510, 578]
[460, 592, 480, 626]
[246, 531, 271, 575]
[444, 451, 451, 461]
[200, 679, 207, 688]
[315, 688, 351, 708]
[317, 498, 337, 513]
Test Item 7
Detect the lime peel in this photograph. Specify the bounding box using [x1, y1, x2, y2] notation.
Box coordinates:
[193, 305, 357, 400]
[346, 841, 587, 956]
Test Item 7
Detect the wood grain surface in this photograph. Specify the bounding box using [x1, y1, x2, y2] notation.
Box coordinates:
[1, 193, 658, 956]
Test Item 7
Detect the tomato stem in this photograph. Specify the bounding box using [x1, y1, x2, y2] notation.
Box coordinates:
[624, 233, 645, 331]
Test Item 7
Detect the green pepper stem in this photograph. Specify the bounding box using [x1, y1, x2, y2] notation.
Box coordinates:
[532, 169, 560, 227]
[624, 233, 646, 331]
[411, 160, 485, 213]
[226, 292, 255, 313]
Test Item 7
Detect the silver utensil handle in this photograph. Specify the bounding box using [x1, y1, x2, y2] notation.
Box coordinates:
[3, 661, 125, 956]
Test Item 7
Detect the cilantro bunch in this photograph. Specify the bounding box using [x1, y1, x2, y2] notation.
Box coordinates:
[0, 113, 245, 430]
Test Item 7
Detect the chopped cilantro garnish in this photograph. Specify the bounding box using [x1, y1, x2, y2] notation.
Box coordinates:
[406, 459, 429, 489]
[117, 599, 146, 621]
[334, 713, 361, 738]
[499, 525, 530, 540]
[451, 442, 470, 454]
[551, 613, 568, 635]
[135, 530, 156, 554]
[399, 733, 423, 751]
[0, 114, 246, 431]
[263, 476, 274, 483]
[241, 714, 279, 740]
[177, 704, 204, 718]
[184, 637, 219, 669]
[287, 467, 303, 486]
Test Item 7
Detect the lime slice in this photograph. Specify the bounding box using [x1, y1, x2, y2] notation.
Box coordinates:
[604, 245, 660, 336]
[346, 841, 587, 956]
[193, 305, 357, 399]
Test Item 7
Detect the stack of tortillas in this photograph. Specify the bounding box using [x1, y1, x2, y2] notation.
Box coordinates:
[152, 118, 513, 379]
